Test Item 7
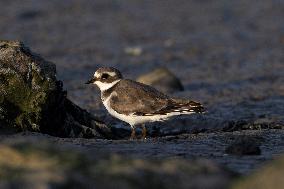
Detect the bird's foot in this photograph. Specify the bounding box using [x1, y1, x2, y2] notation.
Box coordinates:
[141, 124, 147, 140]
[129, 128, 137, 140]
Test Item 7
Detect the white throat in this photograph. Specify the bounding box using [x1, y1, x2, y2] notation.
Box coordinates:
[95, 79, 121, 91]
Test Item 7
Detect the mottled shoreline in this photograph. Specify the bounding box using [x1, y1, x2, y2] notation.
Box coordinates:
[0, 0, 284, 188]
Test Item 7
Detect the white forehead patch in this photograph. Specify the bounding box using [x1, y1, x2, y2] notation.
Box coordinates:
[94, 72, 100, 78]
[105, 71, 116, 77]
[94, 71, 116, 78]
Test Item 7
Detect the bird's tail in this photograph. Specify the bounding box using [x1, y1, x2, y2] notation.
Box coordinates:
[169, 99, 206, 114]
[151, 99, 205, 115]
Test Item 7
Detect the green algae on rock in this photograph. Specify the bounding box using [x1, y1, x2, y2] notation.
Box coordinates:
[0, 40, 110, 138]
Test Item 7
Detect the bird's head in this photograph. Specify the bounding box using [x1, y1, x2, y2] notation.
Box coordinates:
[85, 67, 123, 91]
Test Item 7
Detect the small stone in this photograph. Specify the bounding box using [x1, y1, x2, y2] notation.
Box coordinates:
[124, 46, 142, 56]
[164, 39, 175, 47]
[137, 67, 184, 94]
[225, 136, 262, 156]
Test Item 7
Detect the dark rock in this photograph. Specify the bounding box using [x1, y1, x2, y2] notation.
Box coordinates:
[222, 120, 284, 132]
[17, 10, 43, 20]
[137, 67, 184, 94]
[225, 136, 262, 156]
[0, 40, 111, 138]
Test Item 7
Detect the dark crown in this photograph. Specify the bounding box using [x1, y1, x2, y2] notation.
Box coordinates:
[96, 67, 123, 79]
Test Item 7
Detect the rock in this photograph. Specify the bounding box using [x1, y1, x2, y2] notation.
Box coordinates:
[0, 40, 111, 138]
[0, 140, 237, 189]
[124, 46, 143, 56]
[232, 155, 284, 189]
[225, 136, 262, 156]
[137, 67, 184, 94]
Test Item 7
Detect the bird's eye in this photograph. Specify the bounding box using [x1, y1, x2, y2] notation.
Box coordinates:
[101, 73, 109, 80]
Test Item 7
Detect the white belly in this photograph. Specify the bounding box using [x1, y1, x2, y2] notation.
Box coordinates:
[102, 93, 193, 127]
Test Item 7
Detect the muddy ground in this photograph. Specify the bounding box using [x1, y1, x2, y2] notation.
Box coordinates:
[0, 0, 284, 178]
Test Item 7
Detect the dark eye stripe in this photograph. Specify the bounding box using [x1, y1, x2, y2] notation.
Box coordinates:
[101, 73, 109, 79]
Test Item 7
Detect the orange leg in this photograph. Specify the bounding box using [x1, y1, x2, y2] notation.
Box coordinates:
[130, 126, 136, 140]
[141, 124, 147, 139]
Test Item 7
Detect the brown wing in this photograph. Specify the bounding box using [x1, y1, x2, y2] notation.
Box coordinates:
[109, 79, 171, 115]
[152, 99, 206, 115]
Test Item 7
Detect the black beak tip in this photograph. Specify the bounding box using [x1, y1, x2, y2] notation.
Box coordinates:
[85, 78, 96, 84]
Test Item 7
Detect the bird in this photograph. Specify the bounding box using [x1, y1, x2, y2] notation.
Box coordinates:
[86, 67, 205, 139]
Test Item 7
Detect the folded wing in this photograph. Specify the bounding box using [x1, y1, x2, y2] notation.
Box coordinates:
[109, 79, 205, 116]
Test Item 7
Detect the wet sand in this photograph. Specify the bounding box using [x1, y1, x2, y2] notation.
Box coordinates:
[0, 0, 284, 175]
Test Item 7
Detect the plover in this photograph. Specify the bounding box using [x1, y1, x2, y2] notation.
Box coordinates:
[86, 67, 205, 139]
